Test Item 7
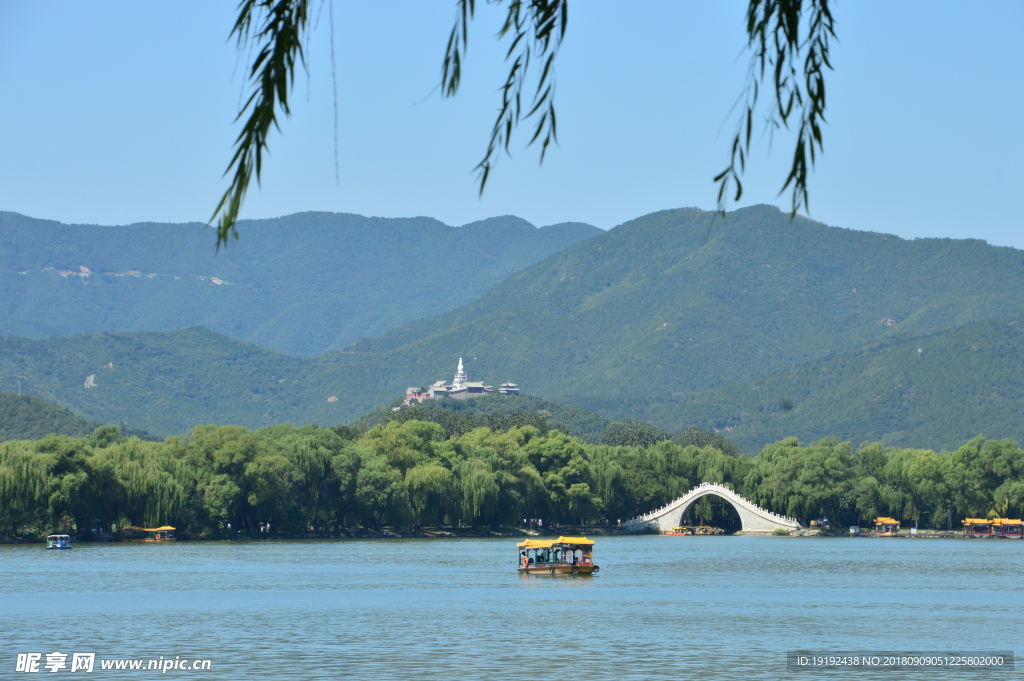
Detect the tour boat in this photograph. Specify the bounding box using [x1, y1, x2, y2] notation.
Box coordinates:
[120, 525, 176, 542]
[517, 536, 599, 575]
[45, 534, 72, 550]
[874, 517, 900, 536]
[667, 526, 695, 536]
[962, 518, 992, 537]
[963, 518, 1022, 538]
[991, 519, 1023, 538]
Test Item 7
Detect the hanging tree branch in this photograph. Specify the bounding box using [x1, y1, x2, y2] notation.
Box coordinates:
[212, 0, 835, 247]
[442, 0, 568, 195]
[211, 0, 311, 249]
[714, 0, 836, 216]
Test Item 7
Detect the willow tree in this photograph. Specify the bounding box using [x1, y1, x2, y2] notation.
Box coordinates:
[94, 439, 191, 530]
[405, 461, 456, 527]
[214, 0, 836, 246]
[742, 436, 856, 524]
[461, 428, 542, 516]
[0, 441, 50, 535]
[257, 424, 353, 530]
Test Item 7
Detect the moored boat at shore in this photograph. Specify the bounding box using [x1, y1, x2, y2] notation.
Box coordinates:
[45, 534, 72, 550]
[991, 518, 1023, 538]
[963, 518, 1022, 538]
[962, 518, 992, 538]
[874, 517, 900, 536]
[667, 526, 695, 536]
[120, 526, 176, 542]
[517, 537, 599, 575]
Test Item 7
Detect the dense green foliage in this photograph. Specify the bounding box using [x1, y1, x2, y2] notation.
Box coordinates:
[0, 328, 312, 436]
[3, 419, 1022, 538]
[0, 392, 156, 443]
[0, 211, 600, 356]
[633, 315, 1024, 453]
[358, 393, 612, 443]
[351, 205, 1024, 405]
[361, 395, 732, 450]
[0, 392, 96, 441]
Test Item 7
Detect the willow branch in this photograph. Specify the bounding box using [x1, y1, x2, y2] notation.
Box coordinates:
[211, 0, 311, 249]
[715, 0, 836, 216]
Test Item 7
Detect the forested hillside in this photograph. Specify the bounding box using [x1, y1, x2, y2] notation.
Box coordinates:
[0, 392, 96, 441]
[0, 392, 156, 442]
[622, 315, 1024, 452]
[0, 328, 311, 436]
[0, 211, 600, 356]
[350, 205, 1024, 407]
[4, 205, 1024, 448]
[354, 393, 613, 443]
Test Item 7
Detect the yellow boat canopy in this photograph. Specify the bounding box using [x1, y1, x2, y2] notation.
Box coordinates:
[874, 517, 899, 525]
[122, 525, 176, 532]
[990, 518, 1022, 525]
[517, 536, 595, 548]
[962, 518, 992, 525]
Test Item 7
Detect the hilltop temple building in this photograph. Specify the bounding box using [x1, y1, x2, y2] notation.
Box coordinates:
[405, 358, 519, 404]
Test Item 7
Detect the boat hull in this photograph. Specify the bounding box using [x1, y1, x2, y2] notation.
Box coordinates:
[45, 546, 73, 550]
[517, 564, 598, 575]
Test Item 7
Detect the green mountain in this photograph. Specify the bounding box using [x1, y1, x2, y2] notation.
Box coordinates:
[356, 392, 613, 443]
[347, 205, 1024, 407]
[0, 391, 97, 441]
[0, 391, 155, 442]
[629, 314, 1024, 453]
[0, 328, 310, 436]
[0, 211, 601, 356]
[0, 327, 609, 438]
[4, 205, 1024, 445]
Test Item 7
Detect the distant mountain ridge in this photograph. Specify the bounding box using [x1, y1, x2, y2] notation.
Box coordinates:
[0, 391, 97, 441]
[0, 211, 601, 356]
[349, 205, 1024, 403]
[4, 205, 1024, 449]
[0, 391, 156, 442]
[600, 314, 1024, 452]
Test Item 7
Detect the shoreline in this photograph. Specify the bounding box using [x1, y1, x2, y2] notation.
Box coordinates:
[0, 527, 1003, 543]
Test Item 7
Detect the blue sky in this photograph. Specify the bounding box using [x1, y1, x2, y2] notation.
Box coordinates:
[1, 1, 1021, 247]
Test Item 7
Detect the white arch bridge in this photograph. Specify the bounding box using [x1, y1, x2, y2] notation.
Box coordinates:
[622, 482, 802, 535]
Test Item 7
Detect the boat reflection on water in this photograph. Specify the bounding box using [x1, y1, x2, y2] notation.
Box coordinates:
[517, 536, 599, 575]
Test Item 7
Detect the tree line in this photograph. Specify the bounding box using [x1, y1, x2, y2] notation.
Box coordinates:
[2, 419, 1023, 538]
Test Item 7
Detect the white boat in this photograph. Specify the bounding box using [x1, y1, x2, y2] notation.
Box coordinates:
[45, 534, 73, 550]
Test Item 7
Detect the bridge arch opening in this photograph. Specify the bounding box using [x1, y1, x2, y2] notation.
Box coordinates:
[678, 493, 742, 534]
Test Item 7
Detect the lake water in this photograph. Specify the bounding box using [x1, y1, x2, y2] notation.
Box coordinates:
[1, 536, 1020, 680]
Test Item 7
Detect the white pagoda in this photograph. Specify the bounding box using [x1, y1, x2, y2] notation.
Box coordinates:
[406, 358, 495, 403]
